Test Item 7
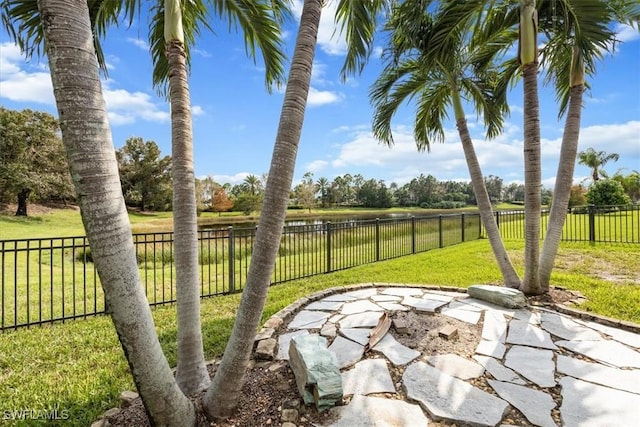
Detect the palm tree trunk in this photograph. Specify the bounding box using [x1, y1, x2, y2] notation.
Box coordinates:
[202, 0, 322, 419]
[520, 0, 542, 295]
[36, 0, 195, 424]
[165, 0, 210, 395]
[538, 85, 585, 290]
[452, 92, 521, 288]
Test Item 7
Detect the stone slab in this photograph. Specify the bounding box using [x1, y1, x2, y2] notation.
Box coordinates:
[421, 292, 454, 302]
[404, 361, 508, 426]
[557, 354, 640, 394]
[467, 284, 526, 308]
[324, 395, 428, 427]
[481, 310, 507, 342]
[402, 296, 448, 312]
[556, 339, 640, 369]
[506, 319, 558, 350]
[341, 288, 378, 299]
[575, 318, 640, 349]
[447, 300, 484, 312]
[559, 376, 640, 427]
[339, 328, 372, 346]
[306, 300, 345, 311]
[539, 311, 602, 341]
[372, 333, 420, 366]
[475, 339, 506, 359]
[425, 354, 485, 379]
[277, 330, 309, 360]
[370, 294, 401, 302]
[321, 293, 358, 302]
[488, 380, 556, 427]
[288, 310, 331, 330]
[504, 346, 556, 388]
[339, 311, 384, 329]
[341, 359, 395, 396]
[381, 287, 423, 297]
[473, 355, 526, 385]
[441, 307, 481, 324]
[255, 338, 277, 360]
[376, 301, 410, 311]
[327, 336, 364, 369]
[340, 300, 383, 315]
[320, 323, 337, 338]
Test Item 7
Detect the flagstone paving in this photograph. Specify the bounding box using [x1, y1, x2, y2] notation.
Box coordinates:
[269, 285, 640, 426]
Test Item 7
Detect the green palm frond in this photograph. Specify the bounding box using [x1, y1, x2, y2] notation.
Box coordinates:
[414, 78, 450, 151]
[336, 0, 391, 80]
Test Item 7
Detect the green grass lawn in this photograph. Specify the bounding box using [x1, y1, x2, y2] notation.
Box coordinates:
[0, 238, 638, 426]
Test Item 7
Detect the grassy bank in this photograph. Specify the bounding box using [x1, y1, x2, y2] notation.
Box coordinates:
[0, 239, 638, 426]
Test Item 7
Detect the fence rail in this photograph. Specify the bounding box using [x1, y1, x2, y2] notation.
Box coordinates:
[1, 212, 481, 330]
[1, 204, 637, 331]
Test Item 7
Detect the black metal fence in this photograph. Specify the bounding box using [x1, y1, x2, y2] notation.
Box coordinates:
[1, 212, 482, 330]
[495, 204, 640, 243]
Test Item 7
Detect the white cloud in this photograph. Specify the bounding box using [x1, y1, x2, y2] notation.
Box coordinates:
[127, 37, 149, 50]
[193, 48, 212, 58]
[211, 172, 250, 185]
[305, 160, 329, 173]
[307, 87, 343, 106]
[615, 23, 640, 43]
[192, 105, 204, 116]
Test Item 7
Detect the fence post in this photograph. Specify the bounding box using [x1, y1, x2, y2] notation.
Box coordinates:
[438, 215, 444, 248]
[461, 213, 466, 242]
[375, 218, 380, 261]
[326, 221, 332, 273]
[588, 205, 596, 242]
[228, 226, 235, 292]
[495, 210, 500, 229]
[411, 216, 416, 254]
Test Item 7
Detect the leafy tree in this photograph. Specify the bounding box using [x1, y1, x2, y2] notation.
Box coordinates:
[587, 179, 632, 206]
[612, 170, 640, 203]
[568, 185, 587, 207]
[210, 185, 233, 215]
[0, 107, 73, 216]
[484, 175, 504, 203]
[503, 183, 525, 203]
[116, 137, 171, 211]
[294, 172, 317, 212]
[578, 148, 620, 182]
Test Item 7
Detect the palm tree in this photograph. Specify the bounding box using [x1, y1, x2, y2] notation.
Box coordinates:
[317, 176, 330, 207]
[370, 1, 522, 288]
[2, 0, 196, 424]
[203, 0, 324, 418]
[578, 148, 620, 182]
[243, 173, 263, 195]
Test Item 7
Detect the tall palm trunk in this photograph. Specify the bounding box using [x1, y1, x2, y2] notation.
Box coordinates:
[165, 0, 210, 395]
[520, 0, 542, 295]
[452, 91, 522, 288]
[36, 0, 195, 424]
[539, 47, 585, 290]
[203, 0, 322, 419]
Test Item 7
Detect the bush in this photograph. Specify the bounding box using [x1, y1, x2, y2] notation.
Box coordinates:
[586, 180, 631, 206]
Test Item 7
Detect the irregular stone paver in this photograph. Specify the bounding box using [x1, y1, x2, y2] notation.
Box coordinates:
[324, 395, 428, 427]
[372, 333, 420, 366]
[376, 301, 409, 311]
[506, 319, 558, 350]
[556, 339, 640, 369]
[481, 310, 508, 342]
[338, 311, 383, 328]
[341, 288, 378, 299]
[321, 293, 358, 302]
[328, 314, 343, 323]
[473, 355, 526, 385]
[447, 300, 483, 311]
[556, 354, 640, 395]
[339, 328, 372, 346]
[559, 376, 640, 427]
[404, 361, 508, 426]
[504, 346, 556, 388]
[425, 354, 485, 379]
[277, 330, 309, 360]
[441, 307, 481, 324]
[306, 300, 345, 311]
[320, 323, 337, 338]
[511, 309, 542, 325]
[327, 336, 364, 369]
[539, 311, 602, 341]
[370, 294, 401, 302]
[340, 300, 383, 315]
[488, 380, 556, 427]
[341, 359, 395, 396]
[475, 339, 506, 359]
[457, 298, 516, 316]
[421, 292, 454, 302]
[381, 287, 423, 297]
[402, 296, 448, 312]
[575, 318, 640, 349]
[288, 310, 331, 330]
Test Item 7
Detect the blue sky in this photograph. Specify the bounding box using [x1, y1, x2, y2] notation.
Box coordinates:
[1, 1, 638, 188]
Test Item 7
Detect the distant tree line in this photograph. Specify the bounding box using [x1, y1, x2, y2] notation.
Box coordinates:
[1, 108, 637, 217]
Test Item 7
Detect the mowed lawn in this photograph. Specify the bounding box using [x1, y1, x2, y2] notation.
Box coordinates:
[0, 208, 638, 426]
